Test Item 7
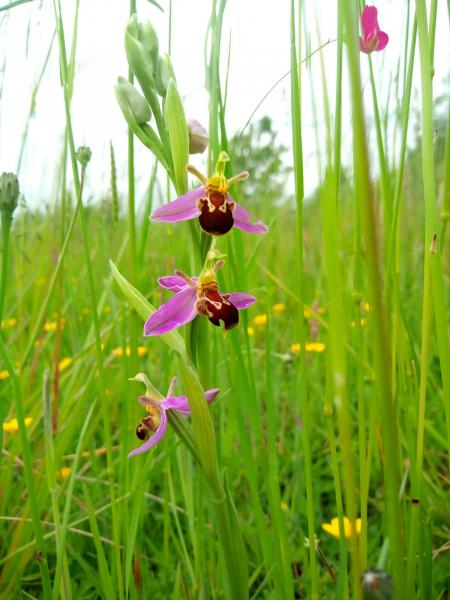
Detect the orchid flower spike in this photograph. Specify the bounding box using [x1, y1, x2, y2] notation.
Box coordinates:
[144, 258, 256, 335]
[129, 373, 219, 457]
[151, 151, 268, 236]
[359, 5, 389, 54]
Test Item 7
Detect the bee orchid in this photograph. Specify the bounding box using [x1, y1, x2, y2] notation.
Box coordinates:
[129, 374, 219, 457]
[144, 259, 256, 335]
[151, 151, 268, 236]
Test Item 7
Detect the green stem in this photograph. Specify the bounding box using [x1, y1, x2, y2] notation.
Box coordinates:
[290, 2, 319, 596]
[0, 213, 11, 325]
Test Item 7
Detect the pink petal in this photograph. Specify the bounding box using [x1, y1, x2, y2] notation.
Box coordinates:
[158, 276, 189, 292]
[228, 292, 257, 309]
[163, 388, 220, 416]
[127, 408, 168, 457]
[233, 201, 268, 234]
[157, 275, 197, 292]
[144, 287, 197, 335]
[376, 31, 389, 51]
[151, 187, 204, 223]
[361, 6, 380, 37]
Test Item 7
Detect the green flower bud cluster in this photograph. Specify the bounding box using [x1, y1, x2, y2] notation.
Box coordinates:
[125, 14, 175, 100]
[0, 172, 20, 218]
[116, 15, 207, 187]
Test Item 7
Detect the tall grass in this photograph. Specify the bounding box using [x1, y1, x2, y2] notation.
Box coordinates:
[0, 0, 449, 598]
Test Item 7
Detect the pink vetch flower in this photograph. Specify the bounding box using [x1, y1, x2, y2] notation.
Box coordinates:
[359, 5, 389, 54]
[129, 374, 219, 457]
[151, 150, 268, 236]
[144, 263, 256, 335]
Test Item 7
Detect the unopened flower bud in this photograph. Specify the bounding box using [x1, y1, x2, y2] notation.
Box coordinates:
[0, 172, 20, 216]
[116, 77, 152, 124]
[76, 146, 92, 167]
[154, 54, 175, 97]
[187, 119, 209, 154]
[125, 15, 159, 94]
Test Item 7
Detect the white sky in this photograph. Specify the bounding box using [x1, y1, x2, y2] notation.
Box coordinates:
[0, 0, 449, 209]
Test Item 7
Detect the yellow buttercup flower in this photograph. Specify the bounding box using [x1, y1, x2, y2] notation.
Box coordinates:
[351, 318, 367, 328]
[291, 342, 326, 353]
[43, 318, 66, 332]
[3, 417, 33, 433]
[247, 326, 255, 337]
[306, 342, 325, 353]
[322, 517, 361, 539]
[59, 357, 73, 371]
[1, 318, 17, 329]
[0, 370, 10, 380]
[253, 314, 267, 326]
[112, 346, 148, 358]
[272, 303, 285, 314]
[58, 467, 71, 479]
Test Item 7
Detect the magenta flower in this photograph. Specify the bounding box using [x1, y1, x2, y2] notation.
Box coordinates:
[144, 266, 256, 335]
[151, 151, 268, 236]
[359, 5, 388, 53]
[129, 375, 219, 457]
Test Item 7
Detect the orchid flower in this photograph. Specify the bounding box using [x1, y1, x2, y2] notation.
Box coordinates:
[151, 151, 268, 236]
[129, 373, 220, 457]
[359, 6, 389, 54]
[144, 257, 256, 335]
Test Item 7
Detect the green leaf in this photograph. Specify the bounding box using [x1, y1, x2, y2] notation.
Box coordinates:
[0, 0, 34, 11]
[164, 79, 189, 195]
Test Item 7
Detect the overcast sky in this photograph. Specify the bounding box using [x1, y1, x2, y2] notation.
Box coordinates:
[0, 0, 449, 209]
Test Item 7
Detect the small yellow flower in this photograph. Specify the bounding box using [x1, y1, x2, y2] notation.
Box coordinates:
[247, 326, 255, 336]
[363, 303, 371, 312]
[58, 466, 71, 479]
[0, 370, 10, 380]
[112, 346, 148, 358]
[272, 303, 285, 314]
[3, 417, 33, 433]
[291, 342, 326, 353]
[281, 501, 289, 511]
[305, 342, 326, 353]
[43, 318, 66, 332]
[351, 318, 367, 328]
[1, 318, 17, 329]
[253, 314, 267, 326]
[59, 357, 73, 371]
[322, 517, 361, 539]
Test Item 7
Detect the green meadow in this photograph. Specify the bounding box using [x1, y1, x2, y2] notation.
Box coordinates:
[0, 1, 449, 599]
